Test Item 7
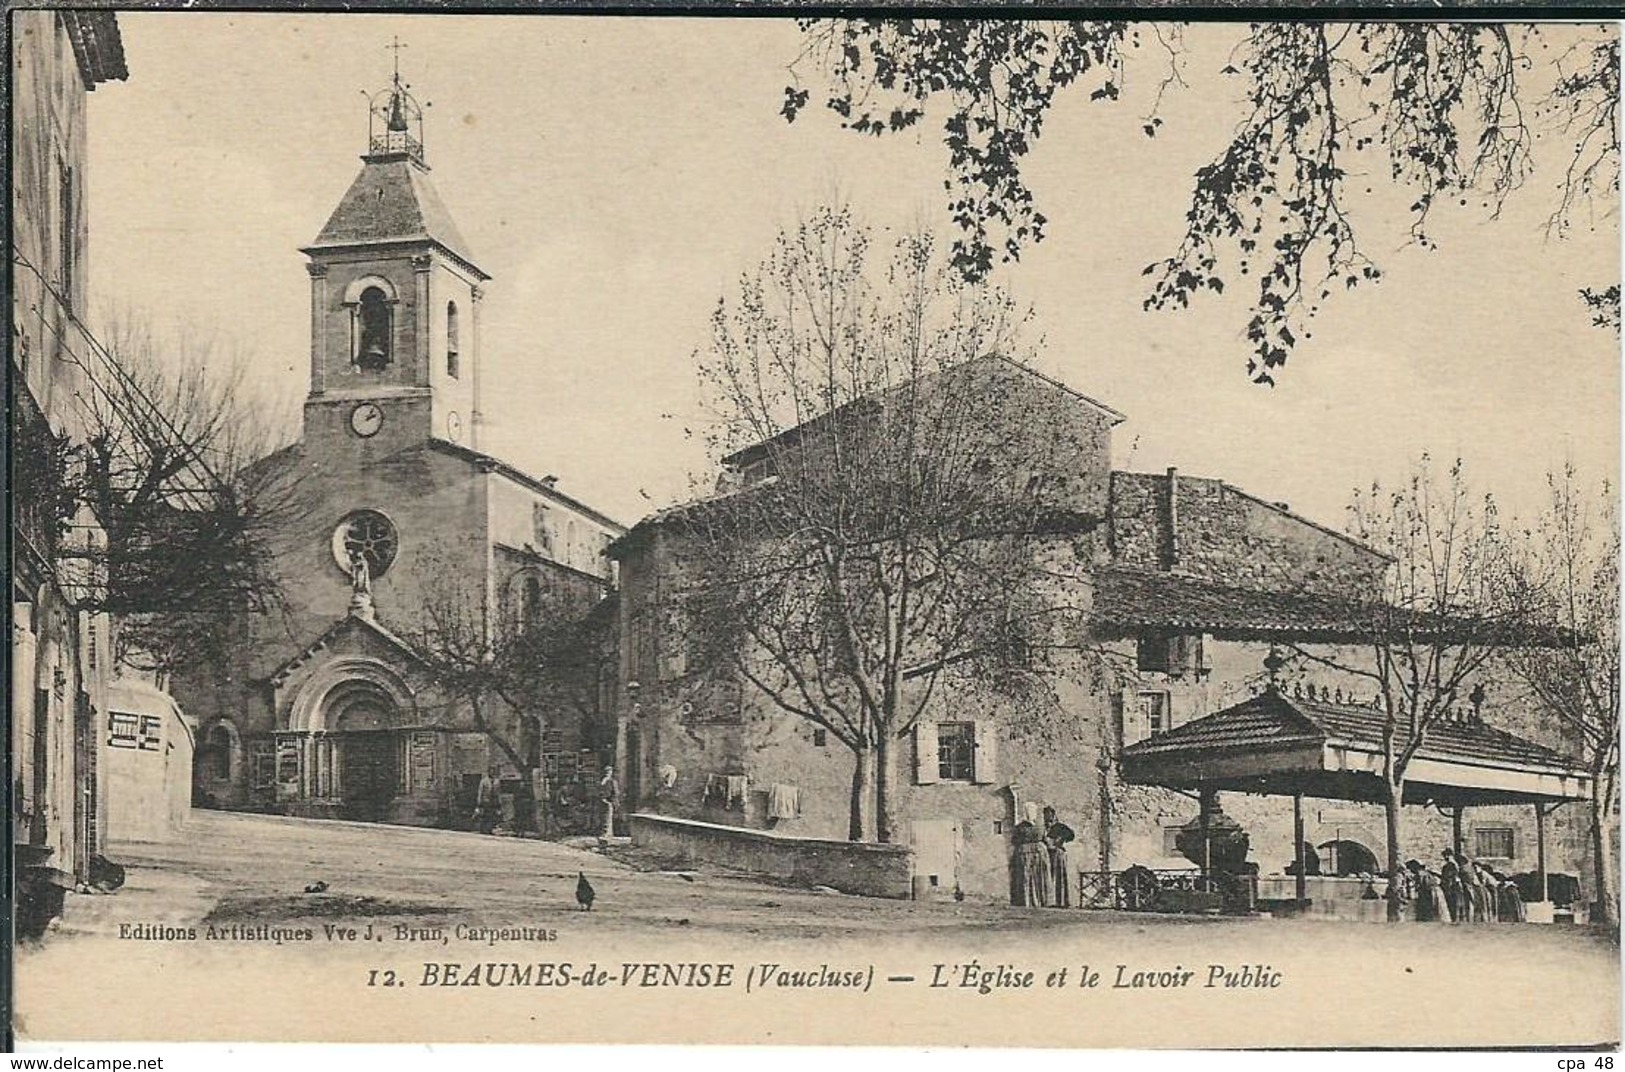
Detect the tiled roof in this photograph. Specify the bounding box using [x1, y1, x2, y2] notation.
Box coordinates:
[1092, 567, 1573, 647]
[1122, 691, 1325, 756]
[1124, 689, 1582, 774]
[306, 157, 485, 278]
[1296, 695, 1578, 771]
[722, 355, 1125, 469]
[1092, 567, 1383, 642]
[426, 440, 624, 533]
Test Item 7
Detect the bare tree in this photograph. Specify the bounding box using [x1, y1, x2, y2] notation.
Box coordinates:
[679, 204, 1105, 843]
[1283, 457, 1530, 921]
[40, 306, 301, 681]
[1501, 466, 1620, 926]
[407, 551, 612, 833]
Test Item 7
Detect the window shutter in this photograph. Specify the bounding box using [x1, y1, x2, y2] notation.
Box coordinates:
[971, 720, 998, 784]
[914, 721, 940, 785]
[1169, 634, 1192, 676]
[1121, 687, 1148, 748]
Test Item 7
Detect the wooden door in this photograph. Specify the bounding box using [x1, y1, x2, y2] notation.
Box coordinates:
[340, 732, 399, 822]
[911, 818, 962, 898]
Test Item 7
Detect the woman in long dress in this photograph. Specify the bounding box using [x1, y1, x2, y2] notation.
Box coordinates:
[1494, 870, 1526, 922]
[1426, 864, 1450, 922]
[1439, 851, 1463, 922]
[1459, 855, 1485, 922]
[1406, 862, 1433, 921]
[1012, 821, 1052, 907]
[1477, 864, 1500, 923]
[1043, 807, 1075, 909]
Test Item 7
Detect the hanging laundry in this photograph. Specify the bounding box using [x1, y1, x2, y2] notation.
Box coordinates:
[767, 783, 801, 820]
[724, 774, 749, 810]
[704, 773, 728, 807]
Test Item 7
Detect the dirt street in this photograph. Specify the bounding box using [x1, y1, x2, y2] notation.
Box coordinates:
[13, 809, 1619, 1049]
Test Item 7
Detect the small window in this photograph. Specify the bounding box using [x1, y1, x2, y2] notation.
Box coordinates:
[206, 723, 234, 779]
[446, 301, 460, 379]
[1137, 635, 1172, 673]
[1476, 827, 1515, 860]
[355, 286, 392, 370]
[1162, 825, 1183, 856]
[812, 728, 827, 747]
[937, 722, 976, 782]
[1137, 634, 1204, 676]
[1139, 692, 1169, 737]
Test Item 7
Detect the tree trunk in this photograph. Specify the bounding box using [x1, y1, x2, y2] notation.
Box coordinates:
[1383, 778, 1404, 923]
[875, 734, 899, 844]
[848, 744, 873, 842]
[1590, 775, 1617, 927]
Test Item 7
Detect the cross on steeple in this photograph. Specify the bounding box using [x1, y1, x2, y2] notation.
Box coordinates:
[387, 36, 408, 84]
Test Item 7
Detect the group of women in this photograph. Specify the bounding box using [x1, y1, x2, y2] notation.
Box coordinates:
[1013, 807, 1076, 908]
[1398, 850, 1527, 923]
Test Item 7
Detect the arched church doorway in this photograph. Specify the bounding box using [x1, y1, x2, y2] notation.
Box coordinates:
[327, 684, 402, 822]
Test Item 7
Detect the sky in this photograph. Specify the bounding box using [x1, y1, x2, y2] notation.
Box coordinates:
[85, 14, 1621, 531]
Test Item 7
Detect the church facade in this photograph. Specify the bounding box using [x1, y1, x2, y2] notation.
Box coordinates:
[172, 74, 623, 830]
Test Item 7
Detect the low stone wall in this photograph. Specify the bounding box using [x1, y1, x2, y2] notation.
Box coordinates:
[629, 813, 913, 899]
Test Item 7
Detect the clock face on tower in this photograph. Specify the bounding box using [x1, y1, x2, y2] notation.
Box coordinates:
[350, 402, 384, 438]
[446, 411, 462, 443]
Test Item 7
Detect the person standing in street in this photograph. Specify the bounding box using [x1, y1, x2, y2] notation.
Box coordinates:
[598, 765, 618, 839]
[1011, 820, 1052, 907]
[1042, 807, 1075, 909]
[474, 767, 501, 835]
[1440, 850, 1463, 922]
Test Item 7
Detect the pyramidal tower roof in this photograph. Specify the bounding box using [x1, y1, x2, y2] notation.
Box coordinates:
[303, 45, 488, 280]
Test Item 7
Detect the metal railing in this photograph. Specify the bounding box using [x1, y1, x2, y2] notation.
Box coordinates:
[1078, 867, 1229, 912]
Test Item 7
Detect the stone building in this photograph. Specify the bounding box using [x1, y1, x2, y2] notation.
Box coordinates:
[10, 10, 129, 935]
[609, 361, 1592, 905]
[170, 70, 623, 830]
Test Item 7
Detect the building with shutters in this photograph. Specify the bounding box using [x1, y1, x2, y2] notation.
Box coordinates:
[11, 10, 131, 936]
[167, 65, 623, 831]
[607, 360, 1592, 904]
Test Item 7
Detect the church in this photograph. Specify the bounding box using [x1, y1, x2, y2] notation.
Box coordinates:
[172, 69, 623, 830]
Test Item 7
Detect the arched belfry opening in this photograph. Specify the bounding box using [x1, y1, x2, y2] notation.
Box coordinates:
[354, 286, 393, 371]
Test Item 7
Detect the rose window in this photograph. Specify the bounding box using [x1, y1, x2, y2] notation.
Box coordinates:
[331, 510, 398, 578]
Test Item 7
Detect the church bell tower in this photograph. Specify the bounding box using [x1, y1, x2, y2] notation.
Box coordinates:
[301, 50, 488, 453]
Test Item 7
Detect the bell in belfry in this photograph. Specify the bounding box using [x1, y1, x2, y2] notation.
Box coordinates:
[387, 90, 409, 133]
